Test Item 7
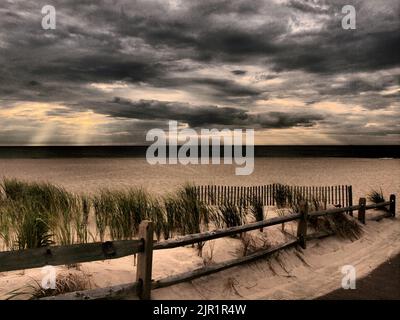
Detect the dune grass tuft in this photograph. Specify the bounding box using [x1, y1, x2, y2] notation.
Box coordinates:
[249, 196, 264, 223]
[147, 197, 166, 241]
[7, 272, 92, 300]
[308, 212, 363, 241]
[0, 178, 86, 247]
[163, 195, 180, 239]
[163, 184, 211, 237]
[4, 201, 53, 250]
[92, 187, 169, 241]
[273, 184, 289, 208]
[215, 202, 246, 230]
[74, 195, 90, 244]
[367, 188, 385, 204]
[162, 184, 212, 254]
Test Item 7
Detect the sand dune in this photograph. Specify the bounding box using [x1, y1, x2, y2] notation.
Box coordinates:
[0, 157, 398, 299]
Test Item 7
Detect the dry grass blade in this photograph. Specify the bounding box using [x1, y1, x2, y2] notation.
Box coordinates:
[202, 241, 215, 266]
[216, 202, 246, 230]
[249, 196, 264, 223]
[367, 188, 386, 205]
[0, 178, 84, 248]
[273, 184, 288, 208]
[237, 232, 271, 257]
[223, 277, 243, 297]
[308, 212, 363, 241]
[6, 272, 92, 300]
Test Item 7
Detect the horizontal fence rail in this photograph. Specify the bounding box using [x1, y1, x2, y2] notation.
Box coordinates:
[309, 205, 361, 217]
[0, 239, 143, 273]
[153, 213, 301, 250]
[309, 201, 391, 218]
[365, 201, 391, 210]
[152, 240, 299, 290]
[42, 282, 141, 300]
[195, 184, 353, 209]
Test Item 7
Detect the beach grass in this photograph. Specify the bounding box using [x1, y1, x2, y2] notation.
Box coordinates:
[92, 191, 111, 242]
[74, 195, 90, 244]
[92, 187, 168, 241]
[309, 212, 363, 241]
[0, 178, 86, 247]
[368, 188, 385, 204]
[161, 184, 212, 254]
[3, 201, 53, 250]
[215, 202, 246, 229]
[0, 200, 13, 250]
[178, 184, 209, 234]
[249, 195, 264, 222]
[7, 272, 92, 300]
[273, 184, 289, 208]
[0, 178, 368, 251]
[163, 195, 180, 239]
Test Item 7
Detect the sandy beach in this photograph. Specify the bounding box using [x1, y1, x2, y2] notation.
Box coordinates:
[0, 157, 398, 209]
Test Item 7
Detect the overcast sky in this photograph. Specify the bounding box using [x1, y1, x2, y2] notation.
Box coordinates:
[0, 0, 399, 145]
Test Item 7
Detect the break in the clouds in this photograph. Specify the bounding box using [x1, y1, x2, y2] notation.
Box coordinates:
[0, 0, 399, 145]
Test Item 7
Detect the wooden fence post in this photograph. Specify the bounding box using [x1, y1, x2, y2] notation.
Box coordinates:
[389, 194, 396, 217]
[136, 220, 153, 300]
[348, 186, 353, 216]
[358, 198, 366, 224]
[297, 201, 308, 249]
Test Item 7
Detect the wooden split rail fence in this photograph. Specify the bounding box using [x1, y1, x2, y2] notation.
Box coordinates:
[0, 194, 395, 300]
[195, 184, 353, 208]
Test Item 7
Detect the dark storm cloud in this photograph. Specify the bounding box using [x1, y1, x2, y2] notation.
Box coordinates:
[62, 97, 325, 129]
[272, 28, 400, 74]
[321, 112, 400, 139]
[0, 0, 399, 144]
[161, 77, 261, 98]
[1, 0, 398, 96]
[318, 79, 386, 96]
[231, 70, 247, 76]
[34, 56, 163, 83]
[280, 0, 399, 74]
[255, 111, 324, 128]
[108, 0, 400, 73]
[287, 0, 331, 14]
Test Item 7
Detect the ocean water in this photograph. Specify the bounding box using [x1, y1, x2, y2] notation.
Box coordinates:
[0, 145, 398, 158]
[0, 157, 398, 210]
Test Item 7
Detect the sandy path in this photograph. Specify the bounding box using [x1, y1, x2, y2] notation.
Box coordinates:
[316, 253, 400, 299]
[150, 217, 400, 300]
